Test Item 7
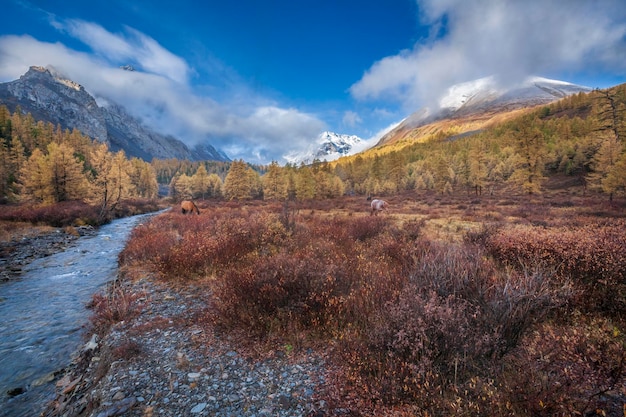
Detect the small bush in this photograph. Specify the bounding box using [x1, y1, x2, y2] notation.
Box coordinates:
[89, 282, 144, 335]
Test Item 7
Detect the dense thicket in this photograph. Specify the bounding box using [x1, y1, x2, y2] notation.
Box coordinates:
[117, 197, 626, 416]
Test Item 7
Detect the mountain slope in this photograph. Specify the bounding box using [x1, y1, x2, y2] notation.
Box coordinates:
[0, 66, 229, 162]
[377, 76, 592, 147]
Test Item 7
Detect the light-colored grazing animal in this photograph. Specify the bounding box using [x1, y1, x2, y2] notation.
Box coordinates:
[181, 200, 200, 215]
[370, 199, 388, 216]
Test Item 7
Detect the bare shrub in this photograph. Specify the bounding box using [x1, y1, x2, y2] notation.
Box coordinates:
[111, 338, 143, 361]
[89, 281, 144, 335]
[119, 209, 289, 280]
[0, 200, 100, 226]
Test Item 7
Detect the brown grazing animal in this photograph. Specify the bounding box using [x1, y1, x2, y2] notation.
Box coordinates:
[181, 200, 200, 215]
[370, 199, 388, 216]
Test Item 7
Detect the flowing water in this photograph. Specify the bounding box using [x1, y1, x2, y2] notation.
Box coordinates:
[0, 213, 156, 417]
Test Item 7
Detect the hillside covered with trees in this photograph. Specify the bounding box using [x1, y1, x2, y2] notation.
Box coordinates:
[158, 84, 626, 203]
[0, 106, 158, 220]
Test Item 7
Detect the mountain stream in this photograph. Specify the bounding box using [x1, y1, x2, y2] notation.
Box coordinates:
[0, 212, 156, 417]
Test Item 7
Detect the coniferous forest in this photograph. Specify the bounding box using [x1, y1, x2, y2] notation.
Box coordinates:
[1, 84, 625, 209]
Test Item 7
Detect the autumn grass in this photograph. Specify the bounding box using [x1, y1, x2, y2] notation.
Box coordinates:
[118, 192, 626, 416]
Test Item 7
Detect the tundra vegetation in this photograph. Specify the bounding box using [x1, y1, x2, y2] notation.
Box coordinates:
[1, 84, 625, 415]
[118, 194, 625, 416]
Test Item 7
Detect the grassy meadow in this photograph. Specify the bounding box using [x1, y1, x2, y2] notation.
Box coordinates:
[115, 186, 626, 417]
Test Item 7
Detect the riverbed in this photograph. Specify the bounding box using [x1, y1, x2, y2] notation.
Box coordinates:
[0, 213, 155, 417]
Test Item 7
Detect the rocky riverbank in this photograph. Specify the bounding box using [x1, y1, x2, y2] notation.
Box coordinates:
[0, 226, 96, 282]
[42, 276, 331, 417]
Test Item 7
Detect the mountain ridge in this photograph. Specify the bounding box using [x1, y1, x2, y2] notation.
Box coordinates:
[0, 66, 229, 162]
[377, 76, 593, 147]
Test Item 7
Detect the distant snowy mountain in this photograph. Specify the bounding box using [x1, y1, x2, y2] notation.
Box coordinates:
[284, 131, 370, 164]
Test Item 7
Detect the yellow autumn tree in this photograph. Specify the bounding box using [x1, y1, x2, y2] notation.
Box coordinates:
[262, 161, 289, 200]
[295, 166, 316, 200]
[129, 157, 158, 198]
[19, 143, 88, 204]
[19, 148, 50, 203]
[88, 143, 133, 218]
[509, 117, 547, 194]
[206, 173, 223, 198]
[191, 164, 211, 199]
[587, 132, 625, 200]
[47, 142, 89, 202]
[223, 160, 259, 200]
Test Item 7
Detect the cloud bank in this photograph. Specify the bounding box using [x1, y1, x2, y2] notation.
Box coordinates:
[0, 18, 326, 164]
[350, 0, 626, 110]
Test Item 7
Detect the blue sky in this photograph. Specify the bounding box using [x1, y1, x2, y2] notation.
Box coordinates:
[1, 0, 626, 164]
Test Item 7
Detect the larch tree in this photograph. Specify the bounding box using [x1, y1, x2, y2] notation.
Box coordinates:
[46, 142, 88, 203]
[294, 166, 316, 200]
[109, 150, 133, 205]
[175, 174, 194, 200]
[206, 173, 223, 198]
[468, 141, 489, 195]
[19, 148, 53, 203]
[603, 151, 626, 199]
[587, 132, 624, 201]
[191, 164, 211, 199]
[509, 117, 547, 194]
[129, 157, 158, 198]
[223, 160, 257, 200]
[0, 142, 10, 202]
[89, 144, 133, 218]
[262, 161, 289, 201]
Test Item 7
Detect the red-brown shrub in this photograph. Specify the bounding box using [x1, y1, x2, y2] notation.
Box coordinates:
[0, 200, 100, 226]
[89, 282, 144, 335]
[117, 199, 624, 415]
[484, 220, 626, 315]
[211, 214, 414, 337]
[502, 315, 626, 416]
[119, 209, 290, 280]
[334, 240, 573, 411]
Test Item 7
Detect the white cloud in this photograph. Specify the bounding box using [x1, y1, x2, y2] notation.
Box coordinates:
[57, 19, 190, 84]
[0, 22, 327, 164]
[342, 110, 362, 128]
[351, 0, 626, 110]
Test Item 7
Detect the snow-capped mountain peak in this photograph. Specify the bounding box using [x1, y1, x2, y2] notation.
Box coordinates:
[284, 131, 366, 165]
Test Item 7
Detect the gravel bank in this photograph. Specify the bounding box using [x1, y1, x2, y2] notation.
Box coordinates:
[43, 276, 331, 417]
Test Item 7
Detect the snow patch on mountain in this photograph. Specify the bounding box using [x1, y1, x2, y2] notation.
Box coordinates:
[438, 75, 591, 111]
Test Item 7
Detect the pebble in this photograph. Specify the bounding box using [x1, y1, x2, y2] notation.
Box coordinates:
[190, 402, 207, 413]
